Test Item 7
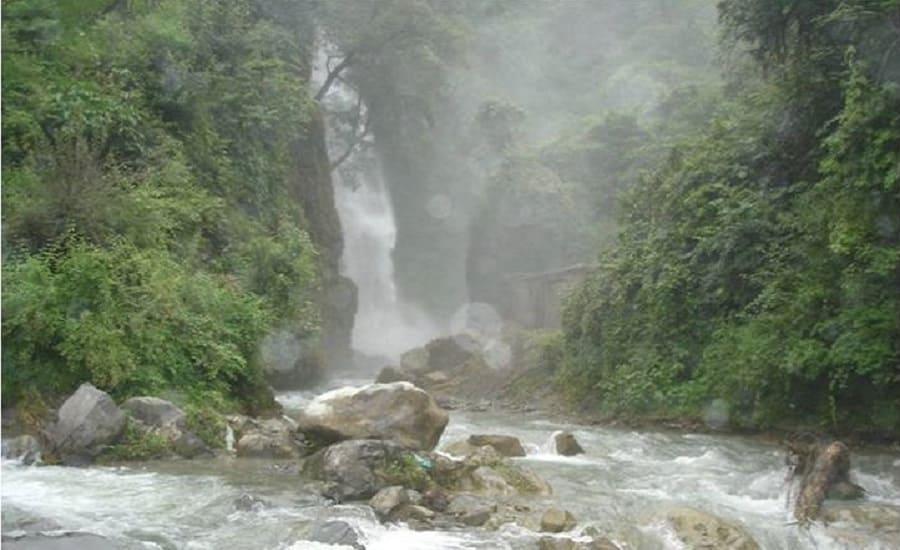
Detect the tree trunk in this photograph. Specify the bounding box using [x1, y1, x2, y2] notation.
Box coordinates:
[793, 440, 856, 523]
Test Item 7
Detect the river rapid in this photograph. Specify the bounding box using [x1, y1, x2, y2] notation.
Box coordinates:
[3, 379, 899, 550]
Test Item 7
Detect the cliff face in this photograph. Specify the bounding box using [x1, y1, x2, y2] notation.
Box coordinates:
[292, 108, 357, 372]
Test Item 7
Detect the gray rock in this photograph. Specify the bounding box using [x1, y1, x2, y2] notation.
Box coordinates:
[826, 480, 866, 500]
[375, 366, 408, 384]
[48, 384, 126, 465]
[369, 486, 409, 519]
[306, 520, 365, 550]
[295, 382, 449, 450]
[446, 494, 496, 527]
[234, 417, 299, 459]
[302, 439, 407, 501]
[666, 507, 759, 550]
[820, 502, 900, 532]
[172, 430, 211, 459]
[120, 397, 184, 428]
[1, 532, 120, 550]
[554, 432, 585, 456]
[1, 505, 61, 533]
[467, 434, 526, 457]
[541, 508, 577, 533]
[3, 435, 43, 465]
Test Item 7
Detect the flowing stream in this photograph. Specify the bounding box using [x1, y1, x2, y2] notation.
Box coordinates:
[3, 380, 899, 549]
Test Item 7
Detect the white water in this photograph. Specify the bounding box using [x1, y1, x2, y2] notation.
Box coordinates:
[4, 390, 899, 549]
[314, 42, 440, 361]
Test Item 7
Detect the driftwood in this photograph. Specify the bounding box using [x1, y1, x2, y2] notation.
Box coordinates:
[787, 437, 864, 523]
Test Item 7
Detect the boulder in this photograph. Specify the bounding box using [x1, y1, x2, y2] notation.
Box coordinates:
[295, 382, 449, 451]
[540, 508, 577, 533]
[171, 430, 211, 459]
[305, 520, 365, 550]
[234, 418, 300, 459]
[120, 397, 184, 428]
[302, 439, 408, 501]
[432, 448, 552, 497]
[537, 537, 620, 550]
[375, 366, 408, 384]
[666, 507, 759, 550]
[47, 384, 126, 465]
[826, 480, 865, 501]
[2, 435, 43, 465]
[554, 432, 584, 456]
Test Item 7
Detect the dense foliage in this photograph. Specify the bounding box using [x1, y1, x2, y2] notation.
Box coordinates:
[2, 0, 323, 411]
[562, 0, 900, 436]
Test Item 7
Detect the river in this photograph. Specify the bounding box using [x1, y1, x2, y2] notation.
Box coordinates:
[3, 379, 899, 549]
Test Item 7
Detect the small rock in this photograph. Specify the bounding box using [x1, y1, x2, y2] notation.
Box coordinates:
[539, 537, 580, 550]
[369, 486, 409, 519]
[375, 366, 407, 384]
[391, 504, 435, 523]
[554, 432, 584, 456]
[306, 520, 365, 550]
[468, 434, 526, 457]
[172, 430, 211, 459]
[2, 435, 43, 465]
[446, 494, 496, 527]
[541, 508, 577, 533]
[422, 487, 450, 512]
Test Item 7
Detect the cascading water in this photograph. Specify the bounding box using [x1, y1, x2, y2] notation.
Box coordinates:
[314, 42, 439, 362]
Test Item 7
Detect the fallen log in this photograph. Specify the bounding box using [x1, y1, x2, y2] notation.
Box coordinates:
[791, 439, 864, 523]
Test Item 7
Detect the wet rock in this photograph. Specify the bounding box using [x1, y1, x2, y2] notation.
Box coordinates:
[295, 382, 449, 451]
[171, 430, 211, 459]
[1, 532, 120, 550]
[306, 520, 365, 550]
[446, 494, 496, 527]
[235, 418, 299, 459]
[540, 508, 577, 533]
[666, 507, 759, 550]
[537, 536, 620, 550]
[441, 439, 481, 457]
[120, 397, 184, 428]
[3, 435, 43, 465]
[1, 505, 61, 533]
[467, 434, 526, 457]
[369, 485, 409, 519]
[826, 480, 865, 500]
[422, 487, 450, 512]
[233, 493, 272, 512]
[47, 384, 126, 465]
[392, 504, 436, 524]
[433, 448, 552, 497]
[820, 502, 900, 532]
[554, 432, 584, 456]
[302, 439, 407, 501]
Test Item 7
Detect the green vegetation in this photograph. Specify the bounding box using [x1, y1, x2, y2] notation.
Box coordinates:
[2, 0, 324, 411]
[99, 418, 171, 462]
[561, 0, 900, 436]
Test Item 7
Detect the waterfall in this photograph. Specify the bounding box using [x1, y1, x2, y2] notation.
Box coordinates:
[314, 42, 439, 361]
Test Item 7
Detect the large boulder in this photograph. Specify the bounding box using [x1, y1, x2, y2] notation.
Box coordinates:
[302, 439, 408, 501]
[47, 384, 126, 465]
[666, 507, 759, 550]
[295, 382, 448, 451]
[432, 448, 552, 498]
